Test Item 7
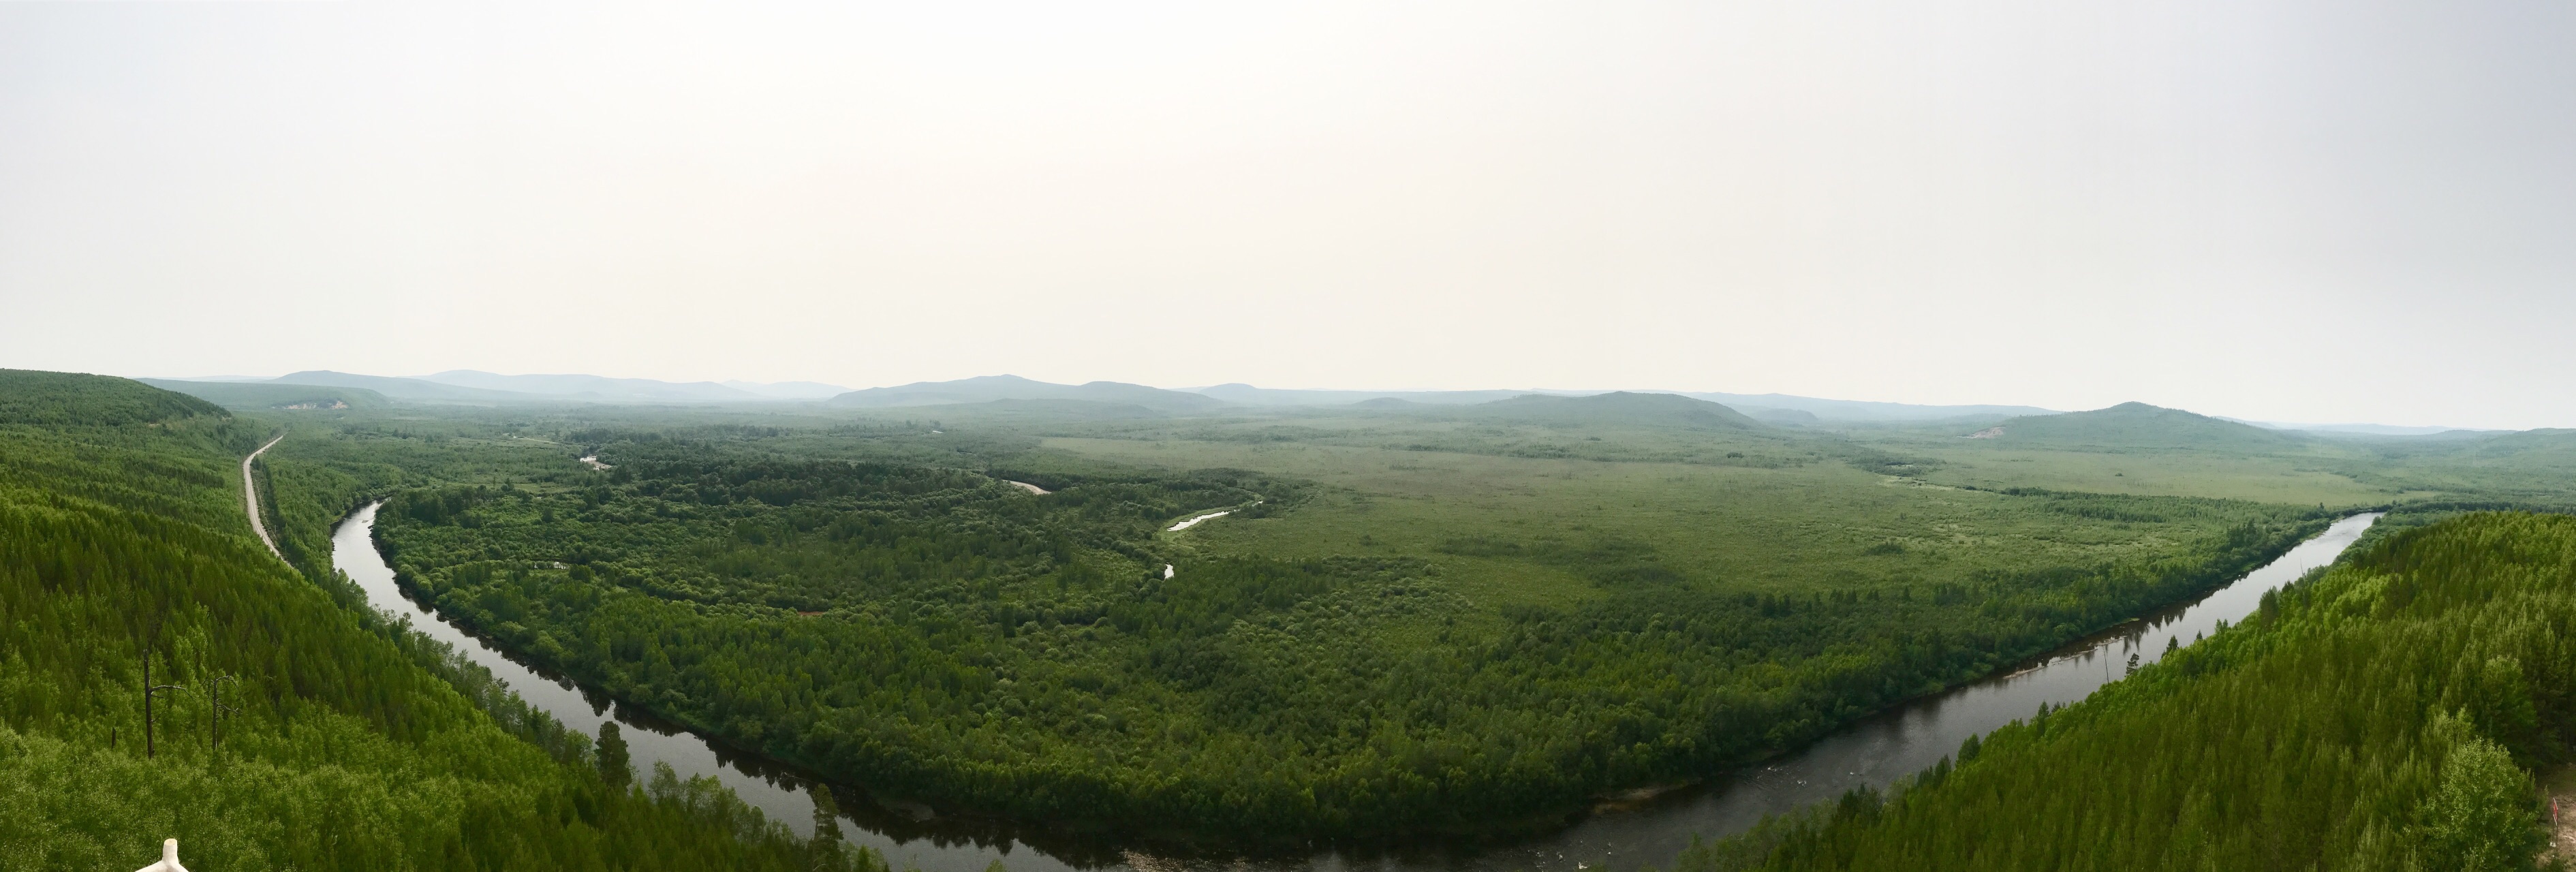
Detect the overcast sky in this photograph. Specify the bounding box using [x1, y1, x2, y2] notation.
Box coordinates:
[3, 1, 2571, 428]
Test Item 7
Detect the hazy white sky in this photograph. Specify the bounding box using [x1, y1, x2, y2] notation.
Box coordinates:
[3, 1, 2571, 428]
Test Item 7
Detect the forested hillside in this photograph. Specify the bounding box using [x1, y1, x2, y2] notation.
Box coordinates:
[1976, 402, 2297, 450]
[140, 378, 393, 411]
[0, 372, 877, 871]
[1, 368, 226, 427]
[1673, 511, 2576, 871]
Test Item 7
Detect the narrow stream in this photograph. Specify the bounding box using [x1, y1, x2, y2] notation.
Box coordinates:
[332, 505, 2378, 872]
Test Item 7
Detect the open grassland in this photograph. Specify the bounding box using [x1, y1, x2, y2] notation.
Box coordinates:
[1826, 403, 2576, 508]
[1037, 435, 2299, 613]
[1874, 438, 2409, 505]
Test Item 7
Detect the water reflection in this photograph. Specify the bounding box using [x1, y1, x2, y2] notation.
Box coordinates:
[1453, 512, 2383, 872]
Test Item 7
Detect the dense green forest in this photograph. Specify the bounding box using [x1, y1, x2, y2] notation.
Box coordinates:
[283, 407, 2328, 842]
[204, 382, 2576, 852]
[1664, 510, 2576, 871]
[0, 371, 879, 871]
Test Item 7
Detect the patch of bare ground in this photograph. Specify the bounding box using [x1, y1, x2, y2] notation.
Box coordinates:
[2542, 764, 2576, 867]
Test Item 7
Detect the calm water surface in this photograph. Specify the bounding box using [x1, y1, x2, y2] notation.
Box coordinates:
[332, 505, 2378, 872]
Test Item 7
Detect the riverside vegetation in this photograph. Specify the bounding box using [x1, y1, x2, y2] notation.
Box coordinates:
[243, 392, 2374, 845]
[1665, 510, 2576, 871]
[132, 375, 2576, 856]
[0, 371, 884, 871]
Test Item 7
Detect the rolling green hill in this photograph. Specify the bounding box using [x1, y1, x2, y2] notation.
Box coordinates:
[272, 370, 550, 405]
[417, 370, 762, 402]
[1976, 402, 2299, 450]
[2463, 428, 2576, 461]
[827, 374, 1226, 412]
[1735, 406, 1825, 426]
[1187, 383, 1542, 406]
[140, 379, 392, 411]
[0, 372, 876, 872]
[1, 369, 226, 426]
[1461, 390, 1764, 429]
[1683, 392, 2055, 422]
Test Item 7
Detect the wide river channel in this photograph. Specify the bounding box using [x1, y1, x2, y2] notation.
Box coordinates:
[332, 505, 2380, 872]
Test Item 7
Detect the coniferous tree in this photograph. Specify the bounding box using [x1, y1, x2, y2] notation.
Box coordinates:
[599, 721, 635, 790]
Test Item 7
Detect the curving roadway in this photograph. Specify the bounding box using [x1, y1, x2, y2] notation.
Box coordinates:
[242, 433, 285, 560]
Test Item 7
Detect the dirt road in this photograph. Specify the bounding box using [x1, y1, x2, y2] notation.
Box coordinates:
[243, 433, 285, 561]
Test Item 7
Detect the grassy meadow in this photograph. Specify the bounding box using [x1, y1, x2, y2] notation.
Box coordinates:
[1039, 434, 2311, 612]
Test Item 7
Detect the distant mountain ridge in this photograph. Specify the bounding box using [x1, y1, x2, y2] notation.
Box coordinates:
[141, 379, 392, 411]
[269, 371, 544, 403]
[1676, 392, 2057, 422]
[827, 375, 1224, 412]
[721, 379, 851, 400]
[250, 370, 840, 404]
[417, 370, 757, 402]
[1457, 391, 1765, 429]
[1188, 384, 1574, 406]
[1978, 402, 2298, 450]
[1183, 383, 2054, 421]
[138, 371, 2502, 435]
[2218, 416, 2498, 437]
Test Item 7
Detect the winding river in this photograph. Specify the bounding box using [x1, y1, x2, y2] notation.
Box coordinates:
[331, 505, 2378, 872]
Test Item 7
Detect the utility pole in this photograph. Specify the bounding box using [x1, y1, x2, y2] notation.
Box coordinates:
[142, 643, 184, 760]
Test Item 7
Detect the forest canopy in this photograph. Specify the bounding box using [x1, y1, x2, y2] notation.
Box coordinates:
[0, 373, 879, 872]
[297, 409, 2333, 842]
[1671, 511, 2576, 872]
[170, 377, 2576, 854]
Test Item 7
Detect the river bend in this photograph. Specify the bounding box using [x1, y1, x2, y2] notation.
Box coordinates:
[330, 504, 2378, 872]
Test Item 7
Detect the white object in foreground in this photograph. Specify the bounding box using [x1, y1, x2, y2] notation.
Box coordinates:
[1164, 563, 1175, 579]
[135, 839, 188, 872]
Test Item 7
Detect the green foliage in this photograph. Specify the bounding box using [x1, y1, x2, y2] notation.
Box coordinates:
[0, 378, 882, 871]
[352, 422, 2325, 842]
[1459, 392, 1765, 430]
[2419, 723, 2536, 872]
[1978, 402, 2298, 450]
[0, 370, 225, 427]
[1676, 512, 2575, 871]
[139, 379, 393, 411]
[40, 370, 2576, 861]
[597, 722, 635, 790]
